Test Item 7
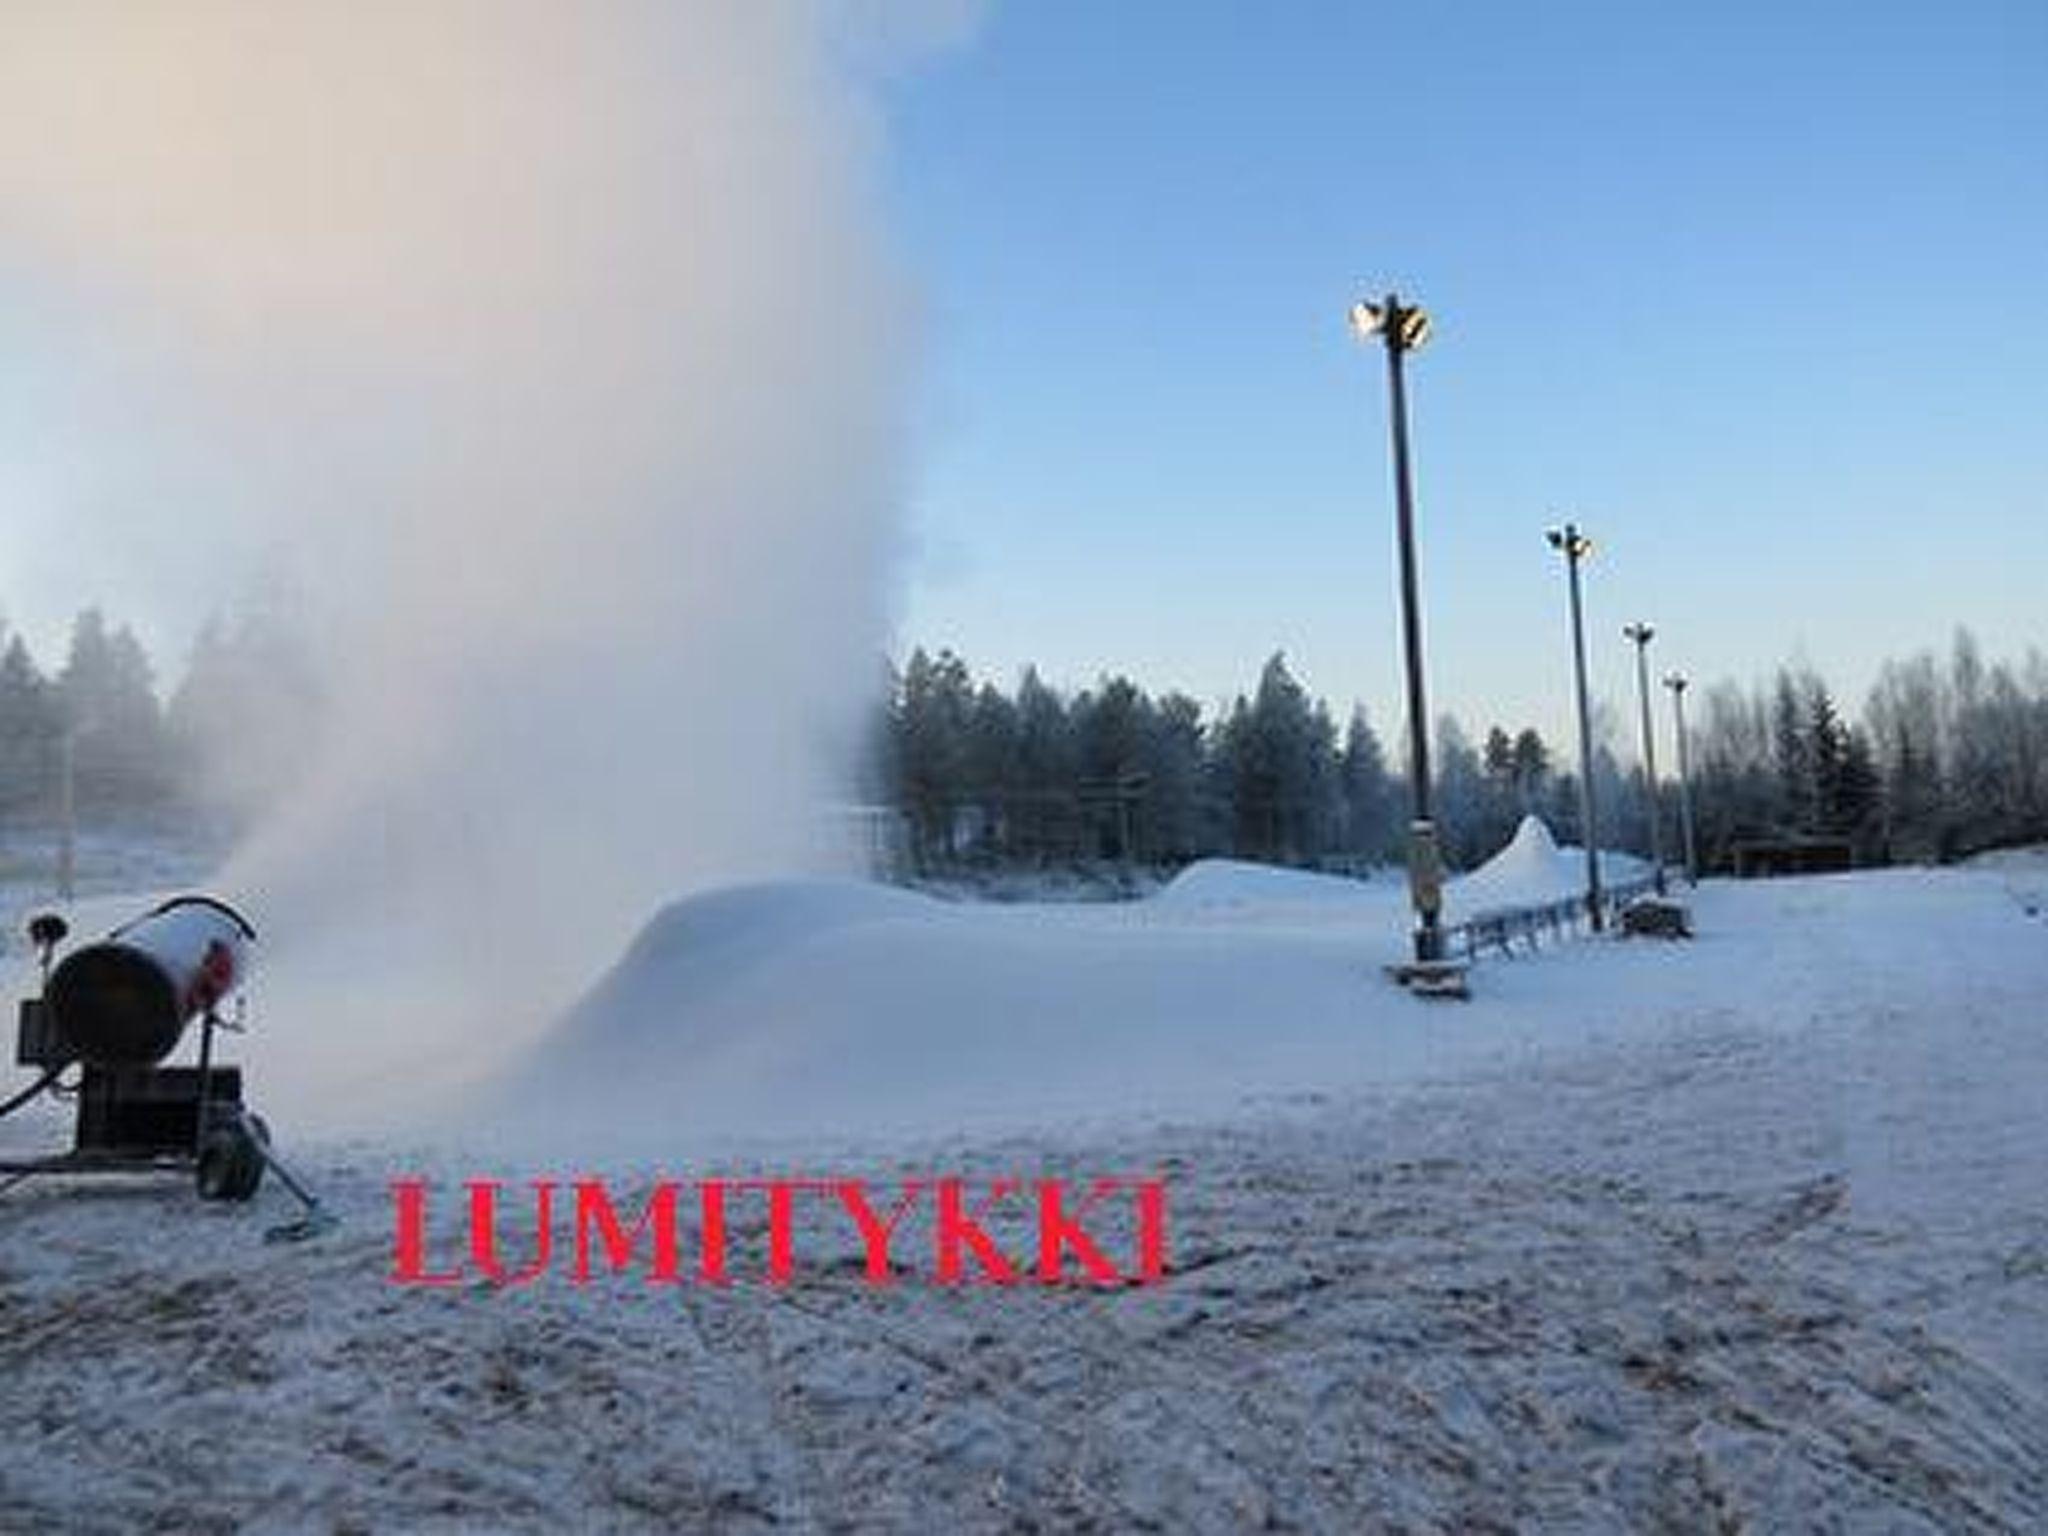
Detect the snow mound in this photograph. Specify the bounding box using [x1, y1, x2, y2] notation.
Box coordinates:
[1450, 814, 1645, 915]
[1964, 843, 2048, 916]
[1154, 858, 1382, 910]
[536, 879, 944, 1059]
[1964, 843, 2048, 874]
[509, 869, 1436, 1141]
[509, 834, 1682, 1141]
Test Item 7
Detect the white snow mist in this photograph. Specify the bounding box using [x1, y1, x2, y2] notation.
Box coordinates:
[0, 3, 929, 1123]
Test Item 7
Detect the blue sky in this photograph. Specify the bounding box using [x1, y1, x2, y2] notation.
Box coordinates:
[886, 0, 2048, 749]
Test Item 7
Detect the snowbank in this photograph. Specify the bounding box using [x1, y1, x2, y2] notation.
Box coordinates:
[507, 870, 1418, 1142]
[555, 879, 947, 1057]
[1154, 857, 1387, 911]
[496, 835, 1731, 1144]
[1965, 842, 2048, 919]
[1449, 814, 1647, 915]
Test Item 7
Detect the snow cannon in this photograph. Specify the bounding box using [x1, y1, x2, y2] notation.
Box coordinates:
[2, 896, 332, 1241]
[45, 896, 253, 1065]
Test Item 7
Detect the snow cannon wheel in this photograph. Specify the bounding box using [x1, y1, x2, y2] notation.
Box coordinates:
[196, 1114, 269, 1203]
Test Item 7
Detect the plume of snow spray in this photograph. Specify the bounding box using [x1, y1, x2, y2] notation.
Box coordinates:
[0, 2, 950, 1125]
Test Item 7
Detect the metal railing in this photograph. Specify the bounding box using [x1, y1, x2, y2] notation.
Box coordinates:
[1443, 874, 1662, 962]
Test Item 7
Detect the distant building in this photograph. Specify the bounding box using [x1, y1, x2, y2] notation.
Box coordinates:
[1731, 838, 1854, 878]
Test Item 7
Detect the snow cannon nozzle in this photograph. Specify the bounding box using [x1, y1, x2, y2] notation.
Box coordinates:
[44, 894, 255, 1067]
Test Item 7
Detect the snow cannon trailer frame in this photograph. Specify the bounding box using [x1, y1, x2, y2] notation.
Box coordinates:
[0, 897, 331, 1242]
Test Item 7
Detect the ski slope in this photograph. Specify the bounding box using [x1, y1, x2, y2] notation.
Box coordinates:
[2, 861, 2045, 1530]
[512, 822, 1656, 1141]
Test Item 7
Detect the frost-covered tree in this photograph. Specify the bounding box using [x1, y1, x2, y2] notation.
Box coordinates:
[1470, 724, 1543, 859]
[1339, 707, 1396, 862]
[1482, 726, 1516, 801]
[1141, 691, 1209, 863]
[1214, 655, 1343, 865]
[1866, 652, 1947, 860]
[1010, 666, 1078, 863]
[1073, 675, 1154, 861]
[867, 629, 2048, 882]
[1808, 683, 1846, 828]
[60, 609, 168, 815]
[1433, 716, 1489, 868]
[961, 682, 1020, 858]
[890, 647, 974, 869]
[0, 633, 59, 821]
[1771, 669, 1813, 831]
[1511, 728, 1550, 809]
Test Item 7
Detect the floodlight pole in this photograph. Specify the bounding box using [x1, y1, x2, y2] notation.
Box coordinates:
[1548, 523, 1603, 931]
[1623, 622, 1666, 895]
[1664, 672, 1698, 883]
[1355, 291, 1444, 964]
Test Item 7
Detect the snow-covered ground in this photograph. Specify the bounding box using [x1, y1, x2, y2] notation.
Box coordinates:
[2, 858, 2045, 1530]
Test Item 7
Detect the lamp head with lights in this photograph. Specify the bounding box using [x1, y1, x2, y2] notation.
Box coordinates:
[1545, 527, 1594, 560]
[1349, 297, 1432, 353]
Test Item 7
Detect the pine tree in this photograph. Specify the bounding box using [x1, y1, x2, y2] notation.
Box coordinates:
[1809, 683, 1847, 832]
[0, 634, 58, 821]
[1836, 726, 1883, 859]
[60, 609, 168, 816]
[1771, 669, 1810, 832]
[891, 647, 974, 870]
[1142, 692, 1208, 863]
[1074, 676, 1152, 861]
[1012, 666, 1076, 863]
[963, 683, 1020, 859]
[1482, 727, 1516, 797]
[1866, 653, 1947, 860]
[1948, 629, 2000, 851]
[1433, 716, 1487, 868]
[1340, 707, 1394, 862]
[1210, 654, 1328, 865]
[1304, 699, 1342, 864]
[1473, 725, 1524, 856]
[1511, 728, 1550, 809]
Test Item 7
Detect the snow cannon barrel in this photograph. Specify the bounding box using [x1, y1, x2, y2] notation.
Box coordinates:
[46, 896, 256, 1066]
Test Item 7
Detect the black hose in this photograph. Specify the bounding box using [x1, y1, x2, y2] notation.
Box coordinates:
[0, 1066, 62, 1122]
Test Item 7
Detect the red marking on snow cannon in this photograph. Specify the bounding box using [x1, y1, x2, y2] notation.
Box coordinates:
[184, 939, 239, 1020]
